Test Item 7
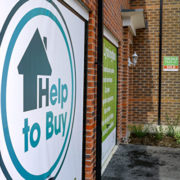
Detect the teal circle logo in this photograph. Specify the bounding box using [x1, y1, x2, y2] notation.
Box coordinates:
[1, 4, 76, 180]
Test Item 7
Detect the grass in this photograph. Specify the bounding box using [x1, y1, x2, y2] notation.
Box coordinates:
[128, 115, 180, 146]
[174, 131, 180, 144]
[128, 124, 148, 138]
[154, 125, 164, 140]
[165, 114, 180, 137]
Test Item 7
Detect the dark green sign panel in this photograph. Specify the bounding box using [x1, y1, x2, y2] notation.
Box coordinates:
[102, 38, 117, 142]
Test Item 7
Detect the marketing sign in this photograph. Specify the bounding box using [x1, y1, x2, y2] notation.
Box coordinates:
[163, 56, 179, 71]
[0, 1, 85, 179]
[102, 38, 117, 165]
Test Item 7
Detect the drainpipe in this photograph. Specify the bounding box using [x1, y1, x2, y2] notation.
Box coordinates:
[96, 0, 103, 179]
[158, 0, 163, 125]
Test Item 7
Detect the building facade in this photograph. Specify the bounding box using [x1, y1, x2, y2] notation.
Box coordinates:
[81, 0, 180, 179]
[0, 0, 179, 180]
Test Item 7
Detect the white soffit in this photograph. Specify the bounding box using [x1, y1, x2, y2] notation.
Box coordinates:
[63, 0, 89, 21]
[122, 9, 145, 36]
[103, 26, 119, 47]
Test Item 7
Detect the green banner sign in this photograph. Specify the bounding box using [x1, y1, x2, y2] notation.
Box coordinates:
[163, 56, 179, 71]
[102, 38, 117, 142]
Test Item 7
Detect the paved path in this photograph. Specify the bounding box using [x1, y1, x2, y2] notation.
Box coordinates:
[102, 144, 180, 180]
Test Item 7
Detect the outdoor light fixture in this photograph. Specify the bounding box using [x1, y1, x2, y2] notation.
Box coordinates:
[128, 52, 138, 67]
[132, 52, 138, 65]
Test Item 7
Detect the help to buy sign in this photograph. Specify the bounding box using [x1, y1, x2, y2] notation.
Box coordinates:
[0, 0, 85, 179]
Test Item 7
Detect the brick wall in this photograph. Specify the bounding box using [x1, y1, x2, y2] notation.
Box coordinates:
[129, 0, 160, 125]
[81, 0, 129, 179]
[81, 1, 98, 179]
[161, 0, 180, 124]
[104, 0, 129, 141]
[78, 0, 180, 179]
[129, 0, 180, 125]
[122, 27, 130, 137]
[79, 0, 180, 179]
[104, 0, 129, 43]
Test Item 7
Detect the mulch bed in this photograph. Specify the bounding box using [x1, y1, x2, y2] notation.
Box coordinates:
[129, 134, 180, 148]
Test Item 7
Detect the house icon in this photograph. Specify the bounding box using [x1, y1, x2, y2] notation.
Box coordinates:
[18, 28, 52, 112]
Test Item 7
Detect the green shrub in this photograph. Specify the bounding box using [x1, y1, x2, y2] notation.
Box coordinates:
[128, 124, 148, 138]
[154, 125, 164, 140]
[174, 131, 180, 144]
[167, 126, 175, 137]
[165, 114, 180, 137]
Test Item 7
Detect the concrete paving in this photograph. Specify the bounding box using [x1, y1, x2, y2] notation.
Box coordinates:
[102, 144, 180, 180]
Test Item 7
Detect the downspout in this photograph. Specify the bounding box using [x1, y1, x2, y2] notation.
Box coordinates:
[96, 0, 103, 179]
[158, 0, 163, 125]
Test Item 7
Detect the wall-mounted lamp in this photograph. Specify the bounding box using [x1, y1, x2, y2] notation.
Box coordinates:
[128, 52, 138, 67]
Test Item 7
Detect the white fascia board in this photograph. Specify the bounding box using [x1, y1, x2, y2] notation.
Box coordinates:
[130, 18, 136, 36]
[122, 9, 145, 36]
[63, 0, 89, 21]
[103, 26, 119, 47]
[123, 17, 131, 27]
[123, 17, 136, 36]
[129, 25, 136, 36]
